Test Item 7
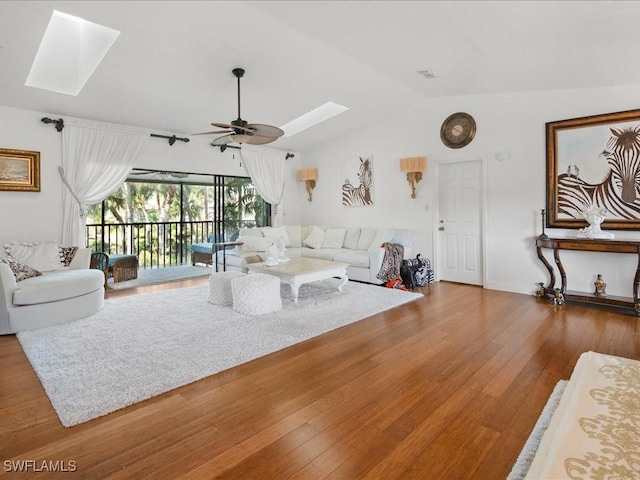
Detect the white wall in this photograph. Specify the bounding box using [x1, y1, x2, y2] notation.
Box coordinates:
[4, 84, 640, 298]
[301, 84, 640, 297]
[0, 105, 64, 244]
[0, 105, 302, 245]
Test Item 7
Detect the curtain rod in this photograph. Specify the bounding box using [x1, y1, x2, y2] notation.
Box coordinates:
[41, 117, 64, 131]
[218, 143, 294, 159]
[41, 118, 189, 146]
[149, 133, 189, 145]
[40, 118, 294, 157]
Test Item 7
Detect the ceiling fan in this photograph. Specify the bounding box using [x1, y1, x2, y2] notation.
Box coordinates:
[130, 169, 189, 180]
[195, 68, 284, 146]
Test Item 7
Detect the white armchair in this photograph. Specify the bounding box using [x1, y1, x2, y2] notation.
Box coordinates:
[0, 248, 105, 334]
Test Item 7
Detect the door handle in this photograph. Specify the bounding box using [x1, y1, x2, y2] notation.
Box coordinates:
[438, 226, 444, 231]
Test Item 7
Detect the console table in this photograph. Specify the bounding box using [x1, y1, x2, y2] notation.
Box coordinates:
[535, 236, 640, 316]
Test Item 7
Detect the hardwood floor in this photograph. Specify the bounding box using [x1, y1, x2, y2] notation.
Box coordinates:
[1, 279, 639, 479]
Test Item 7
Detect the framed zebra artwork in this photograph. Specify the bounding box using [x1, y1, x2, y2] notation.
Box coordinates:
[342, 155, 373, 207]
[546, 108, 640, 230]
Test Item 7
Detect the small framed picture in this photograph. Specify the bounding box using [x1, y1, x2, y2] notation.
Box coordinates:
[0, 148, 41, 192]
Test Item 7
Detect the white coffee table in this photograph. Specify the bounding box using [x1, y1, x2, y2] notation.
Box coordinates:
[248, 257, 349, 303]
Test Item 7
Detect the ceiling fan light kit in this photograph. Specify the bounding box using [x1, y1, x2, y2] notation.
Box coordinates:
[195, 67, 284, 147]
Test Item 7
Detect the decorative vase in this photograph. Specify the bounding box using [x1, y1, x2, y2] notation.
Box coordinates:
[577, 206, 614, 239]
[594, 274, 607, 296]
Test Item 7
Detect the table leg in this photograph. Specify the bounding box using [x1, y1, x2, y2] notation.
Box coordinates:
[536, 246, 555, 290]
[553, 247, 567, 294]
[337, 271, 348, 292]
[290, 281, 301, 304]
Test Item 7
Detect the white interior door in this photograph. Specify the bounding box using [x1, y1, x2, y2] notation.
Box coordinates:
[437, 161, 483, 285]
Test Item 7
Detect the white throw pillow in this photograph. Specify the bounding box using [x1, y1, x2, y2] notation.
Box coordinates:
[356, 228, 377, 250]
[392, 229, 411, 246]
[343, 228, 361, 250]
[4, 242, 65, 272]
[322, 228, 346, 249]
[303, 226, 326, 249]
[367, 229, 395, 252]
[264, 225, 291, 247]
[239, 227, 264, 237]
[285, 225, 302, 248]
[237, 235, 270, 252]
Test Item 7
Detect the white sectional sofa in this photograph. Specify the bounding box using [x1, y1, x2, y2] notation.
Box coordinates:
[0, 246, 105, 334]
[213, 225, 412, 284]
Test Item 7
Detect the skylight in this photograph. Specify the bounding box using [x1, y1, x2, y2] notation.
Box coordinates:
[280, 102, 349, 137]
[25, 10, 120, 96]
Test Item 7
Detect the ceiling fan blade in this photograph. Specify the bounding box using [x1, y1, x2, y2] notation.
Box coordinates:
[192, 130, 233, 135]
[246, 123, 284, 138]
[211, 122, 253, 133]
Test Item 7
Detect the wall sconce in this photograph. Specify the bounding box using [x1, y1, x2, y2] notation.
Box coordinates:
[399, 156, 427, 198]
[298, 168, 318, 201]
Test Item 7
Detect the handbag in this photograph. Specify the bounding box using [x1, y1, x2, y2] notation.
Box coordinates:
[400, 254, 434, 288]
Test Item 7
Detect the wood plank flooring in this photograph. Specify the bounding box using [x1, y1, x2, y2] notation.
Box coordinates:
[1, 279, 639, 479]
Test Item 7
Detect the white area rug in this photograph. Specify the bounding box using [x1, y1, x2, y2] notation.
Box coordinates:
[18, 279, 421, 427]
[506, 380, 568, 480]
[107, 264, 211, 290]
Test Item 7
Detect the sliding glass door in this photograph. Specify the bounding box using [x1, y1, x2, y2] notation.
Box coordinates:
[86, 173, 270, 268]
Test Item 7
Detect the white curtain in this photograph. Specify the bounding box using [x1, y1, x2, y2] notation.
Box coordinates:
[241, 144, 286, 226]
[60, 120, 149, 246]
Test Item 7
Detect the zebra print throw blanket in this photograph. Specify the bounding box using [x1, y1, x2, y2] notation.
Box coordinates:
[376, 243, 404, 282]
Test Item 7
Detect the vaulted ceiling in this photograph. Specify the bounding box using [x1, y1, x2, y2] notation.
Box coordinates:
[1, 1, 639, 152]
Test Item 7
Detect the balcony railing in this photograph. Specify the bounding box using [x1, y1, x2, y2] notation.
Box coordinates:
[86, 220, 218, 268]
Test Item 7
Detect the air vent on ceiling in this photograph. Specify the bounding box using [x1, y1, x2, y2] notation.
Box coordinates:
[417, 70, 439, 79]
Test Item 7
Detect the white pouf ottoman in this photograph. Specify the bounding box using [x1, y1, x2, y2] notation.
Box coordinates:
[231, 273, 282, 315]
[208, 271, 246, 305]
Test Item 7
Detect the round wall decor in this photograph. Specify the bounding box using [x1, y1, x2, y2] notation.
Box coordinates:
[440, 112, 476, 149]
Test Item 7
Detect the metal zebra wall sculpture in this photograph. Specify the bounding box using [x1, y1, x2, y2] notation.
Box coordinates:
[557, 126, 640, 221]
[342, 156, 373, 206]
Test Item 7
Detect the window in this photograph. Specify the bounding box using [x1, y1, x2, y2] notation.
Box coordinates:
[86, 172, 270, 267]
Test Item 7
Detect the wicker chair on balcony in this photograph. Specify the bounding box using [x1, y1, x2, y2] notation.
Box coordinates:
[90, 252, 109, 287]
[108, 254, 139, 283]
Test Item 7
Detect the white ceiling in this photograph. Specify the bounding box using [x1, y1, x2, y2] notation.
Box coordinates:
[1, 1, 640, 152]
